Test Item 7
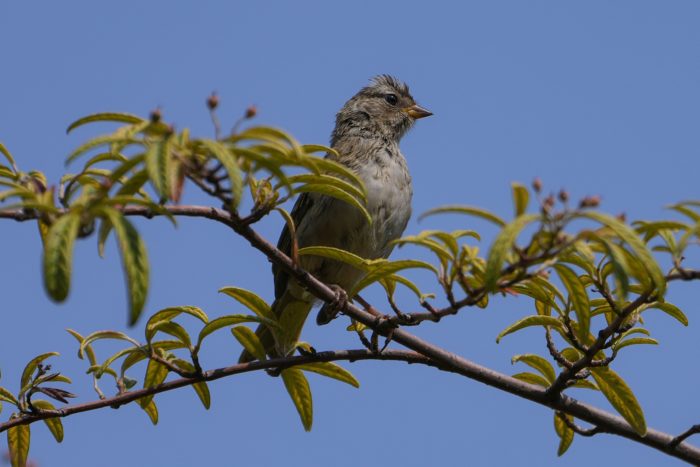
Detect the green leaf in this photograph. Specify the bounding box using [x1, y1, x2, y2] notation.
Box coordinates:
[613, 337, 659, 351]
[218, 287, 274, 321]
[511, 354, 555, 384]
[351, 259, 438, 296]
[66, 329, 98, 365]
[43, 212, 82, 302]
[0, 387, 18, 406]
[146, 306, 209, 342]
[231, 326, 266, 361]
[484, 214, 540, 290]
[99, 207, 149, 325]
[199, 139, 243, 210]
[295, 183, 372, 225]
[145, 136, 172, 199]
[119, 341, 185, 375]
[31, 400, 64, 442]
[554, 412, 574, 456]
[511, 182, 530, 216]
[140, 360, 169, 407]
[66, 112, 145, 134]
[580, 212, 666, 296]
[590, 367, 646, 436]
[281, 368, 313, 431]
[79, 330, 140, 359]
[643, 302, 688, 326]
[66, 134, 140, 165]
[197, 315, 266, 347]
[391, 236, 454, 262]
[512, 372, 550, 387]
[301, 153, 366, 197]
[7, 424, 30, 467]
[419, 205, 506, 226]
[171, 359, 210, 409]
[21, 352, 59, 391]
[148, 322, 191, 347]
[296, 362, 360, 388]
[297, 246, 367, 270]
[286, 173, 366, 203]
[139, 398, 159, 425]
[0, 141, 18, 173]
[553, 264, 591, 342]
[496, 315, 563, 343]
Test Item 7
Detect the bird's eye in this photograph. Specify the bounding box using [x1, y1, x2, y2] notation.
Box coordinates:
[384, 93, 398, 106]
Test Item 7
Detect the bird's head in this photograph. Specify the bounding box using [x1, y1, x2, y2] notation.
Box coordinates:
[332, 75, 432, 144]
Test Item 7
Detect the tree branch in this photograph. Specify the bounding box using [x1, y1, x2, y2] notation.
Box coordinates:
[0, 350, 434, 433]
[3, 204, 700, 463]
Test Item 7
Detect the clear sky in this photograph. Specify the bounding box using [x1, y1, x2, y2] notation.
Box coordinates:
[1, 1, 699, 466]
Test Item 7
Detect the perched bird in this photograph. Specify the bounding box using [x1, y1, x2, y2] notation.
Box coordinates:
[240, 75, 431, 362]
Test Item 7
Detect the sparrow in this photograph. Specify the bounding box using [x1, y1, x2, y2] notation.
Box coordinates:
[240, 75, 432, 362]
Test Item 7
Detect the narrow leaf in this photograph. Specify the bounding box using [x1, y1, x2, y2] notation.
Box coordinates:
[31, 400, 64, 442]
[197, 315, 265, 347]
[66, 112, 145, 134]
[199, 139, 243, 210]
[281, 368, 313, 431]
[511, 182, 530, 216]
[21, 352, 59, 390]
[295, 183, 372, 225]
[296, 362, 360, 388]
[419, 205, 506, 226]
[590, 367, 646, 435]
[580, 212, 666, 296]
[511, 354, 555, 384]
[139, 399, 159, 425]
[145, 136, 172, 199]
[218, 287, 273, 321]
[553, 264, 591, 342]
[484, 214, 540, 290]
[497, 315, 562, 343]
[43, 212, 81, 302]
[140, 360, 169, 407]
[99, 207, 149, 325]
[297, 246, 367, 270]
[554, 412, 574, 456]
[7, 424, 30, 467]
[231, 326, 266, 361]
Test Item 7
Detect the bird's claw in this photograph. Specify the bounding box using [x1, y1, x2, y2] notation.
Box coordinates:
[316, 285, 348, 325]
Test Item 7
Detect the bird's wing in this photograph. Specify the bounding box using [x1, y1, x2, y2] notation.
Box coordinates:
[273, 191, 315, 299]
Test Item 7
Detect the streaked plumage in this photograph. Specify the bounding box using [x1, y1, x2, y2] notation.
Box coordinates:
[240, 75, 431, 362]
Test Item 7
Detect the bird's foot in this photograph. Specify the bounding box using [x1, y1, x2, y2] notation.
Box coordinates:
[316, 285, 348, 325]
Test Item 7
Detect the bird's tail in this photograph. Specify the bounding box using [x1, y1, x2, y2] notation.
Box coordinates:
[238, 290, 313, 363]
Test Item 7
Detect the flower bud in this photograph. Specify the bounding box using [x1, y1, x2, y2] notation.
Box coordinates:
[149, 108, 162, 123]
[532, 177, 542, 193]
[207, 92, 219, 110]
[245, 105, 257, 119]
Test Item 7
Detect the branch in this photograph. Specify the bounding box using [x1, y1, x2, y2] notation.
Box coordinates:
[670, 424, 700, 448]
[3, 204, 700, 463]
[0, 349, 440, 432]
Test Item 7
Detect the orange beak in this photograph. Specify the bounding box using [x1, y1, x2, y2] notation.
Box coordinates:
[404, 104, 433, 119]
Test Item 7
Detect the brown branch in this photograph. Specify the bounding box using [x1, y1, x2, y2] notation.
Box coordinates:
[0, 350, 434, 433]
[3, 205, 700, 463]
[546, 292, 652, 396]
[670, 425, 700, 448]
[557, 412, 605, 437]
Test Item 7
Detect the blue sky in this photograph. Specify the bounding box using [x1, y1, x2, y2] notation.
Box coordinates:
[1, 2, 699, 466]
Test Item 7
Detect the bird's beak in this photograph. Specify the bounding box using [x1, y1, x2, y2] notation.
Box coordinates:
[404, 104, 433, 119]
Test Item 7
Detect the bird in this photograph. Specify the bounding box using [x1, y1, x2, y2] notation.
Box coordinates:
[239, 75, 432, 362]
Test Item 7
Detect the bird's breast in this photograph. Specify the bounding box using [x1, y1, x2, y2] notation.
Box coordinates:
[356, 147, 413, 255]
